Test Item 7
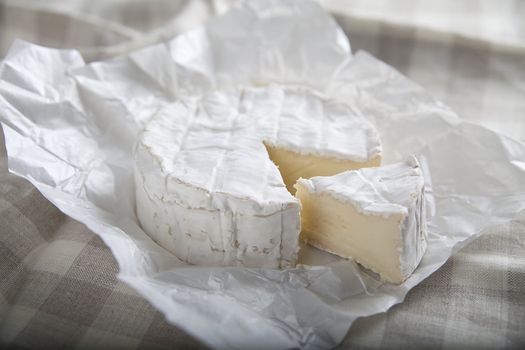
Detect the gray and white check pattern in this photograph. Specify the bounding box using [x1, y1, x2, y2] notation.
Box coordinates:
[1, 0, 524, 349]
[0, 127, 208, 348]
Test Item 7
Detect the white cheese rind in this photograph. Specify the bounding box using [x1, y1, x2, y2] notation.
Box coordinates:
[134, 85, 381, 268]
[255, 87, 381, 162]
[297, 156, 422, 217]
[296, 156, 427, 282]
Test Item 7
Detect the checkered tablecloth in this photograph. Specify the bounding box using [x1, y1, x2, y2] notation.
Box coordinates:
[1, 1, 524, 349]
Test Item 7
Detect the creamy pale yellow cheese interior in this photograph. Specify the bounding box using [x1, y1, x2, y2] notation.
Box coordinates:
[265, 144, 381, 194]
[295, 183, 405, 284]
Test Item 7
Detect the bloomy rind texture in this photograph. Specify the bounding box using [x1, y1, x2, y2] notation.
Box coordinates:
[135, 85, 381, 268]
[259, 87, 381, 162]
[296, 156, 422, 217]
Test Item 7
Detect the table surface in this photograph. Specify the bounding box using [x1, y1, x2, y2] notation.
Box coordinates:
[1, 1, 524, 349]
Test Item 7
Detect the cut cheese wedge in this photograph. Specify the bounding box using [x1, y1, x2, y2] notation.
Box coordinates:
[295, 156, 427, 283]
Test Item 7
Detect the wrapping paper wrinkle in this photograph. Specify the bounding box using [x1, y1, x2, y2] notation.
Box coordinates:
[1, 0, 525, 349]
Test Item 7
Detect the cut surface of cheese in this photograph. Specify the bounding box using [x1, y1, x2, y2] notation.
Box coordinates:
[265, 145, 381, 194]
[134, 85, 381, 268]
[295, 156, 427, 283]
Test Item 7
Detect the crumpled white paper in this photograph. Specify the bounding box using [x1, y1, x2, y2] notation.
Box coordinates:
[1, 0, 525, 349]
